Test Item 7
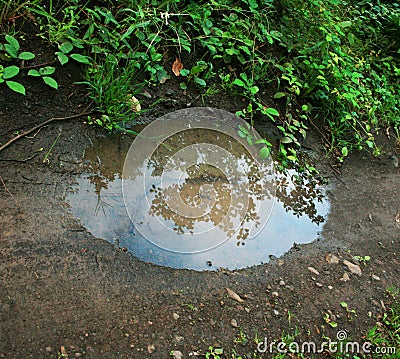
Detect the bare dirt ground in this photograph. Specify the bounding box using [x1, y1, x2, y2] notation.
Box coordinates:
[0, 41, 399, 359]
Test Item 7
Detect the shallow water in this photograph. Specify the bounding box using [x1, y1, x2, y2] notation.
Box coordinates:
[67, 113, 330, 271]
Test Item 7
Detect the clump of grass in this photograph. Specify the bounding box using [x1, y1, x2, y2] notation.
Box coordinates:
[366, 288, 400, 356]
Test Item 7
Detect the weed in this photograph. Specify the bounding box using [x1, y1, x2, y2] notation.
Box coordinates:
[205, 346, 223, 359]
[353, 255, 371, 266]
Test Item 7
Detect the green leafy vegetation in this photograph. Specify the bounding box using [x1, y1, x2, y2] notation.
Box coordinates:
[1, 0, 399, 165]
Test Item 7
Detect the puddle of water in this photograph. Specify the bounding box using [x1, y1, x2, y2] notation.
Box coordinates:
[67, 116, 330, 271]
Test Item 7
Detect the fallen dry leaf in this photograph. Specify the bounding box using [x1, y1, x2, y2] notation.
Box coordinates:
[172, 58, 184, 76]
[225, 287, 244, 303]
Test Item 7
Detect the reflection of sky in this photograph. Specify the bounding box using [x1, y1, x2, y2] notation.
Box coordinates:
[67, 175, 330, 271]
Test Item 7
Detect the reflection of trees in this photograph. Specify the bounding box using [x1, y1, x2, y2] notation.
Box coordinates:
[81, 130, 328, 247]
[274, 171, 325, 225]
[146, 129, 273, 246]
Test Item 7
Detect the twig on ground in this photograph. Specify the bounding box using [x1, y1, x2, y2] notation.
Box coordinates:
[0, 175, 20, 207]
[0, 103, 93, 153]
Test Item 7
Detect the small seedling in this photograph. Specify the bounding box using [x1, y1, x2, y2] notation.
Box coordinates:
[323, 312, 338, 328]
[340, 301, 357, 320]
[353, 255, 370, 266]
[205, 346, 223, 359]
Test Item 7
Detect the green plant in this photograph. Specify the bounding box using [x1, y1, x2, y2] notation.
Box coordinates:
[353, 255, 371, 266]
[234, 329, 249, 346]
[237, 122, 272, 159]
[179, 60, 214, 89]
[205, 346, 223, 359]
[0, 34, 34, 94]
[323, 312, 338, 328]
[275, 0, 400, 160]
[366, 290, 399, 357]
[0, 0, 39, 29]
[340, 301, 357, 321]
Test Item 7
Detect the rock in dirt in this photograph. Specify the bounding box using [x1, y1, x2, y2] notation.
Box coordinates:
[173, 312, 180, 320]
[171, 351, 183, 359]
[225, 287, 244, 303]
[147, 344, 155, 353]
[230, 319, 238, 327]
[326, 253, 340, 264]
[371, 274, 381, 281]
[308, 267, 320, 275]
[340, 273, 350, 282]
[343, 260, 362, 276]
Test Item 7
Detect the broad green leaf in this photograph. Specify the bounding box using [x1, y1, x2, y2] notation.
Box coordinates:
[341, 147, 348, 156]
[281, 137, 293, 144]
[179, 82, 187, 90]
[2, 65, 19, 79]
[233, 78, 245, 87]
[250, 86, 259, 95]
[4, 44, 18, 58]
[264, 107, 280, 116]
[259, 146, 271, 159]
[18, 52, 35, 60]
[39, 66, 56, 75]
[180, 69, 190, 76]
[56, 52, 69, 65]
[274, 92, 286, 99]
[70, 53, 90, 64]
[5, 35, 20, 51]
[195, 77, 206, 87]
[246, 135, 253, 146]
[58, 41, 73, 54]
[6, 81, 25, 95]
[42, 76, 58, 89]
[28, 69, 40, 76]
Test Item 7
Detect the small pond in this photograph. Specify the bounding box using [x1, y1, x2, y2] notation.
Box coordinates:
[67, 108, 330, 270]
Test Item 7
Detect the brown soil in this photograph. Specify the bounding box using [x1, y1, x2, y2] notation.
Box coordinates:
[0, 35, 399, 359]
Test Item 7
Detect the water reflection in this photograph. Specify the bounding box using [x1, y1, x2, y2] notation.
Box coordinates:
[67, 129, 330, 270]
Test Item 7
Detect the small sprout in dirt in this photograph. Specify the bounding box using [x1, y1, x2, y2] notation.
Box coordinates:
[323, 312, 338, 328]
[234, 329, 249, 346]
[287, 310, 294, 324]
[340, 302, 357, 320]
[353, 255, 370, 266]
[205, 346, 223, 359]
[184, 303, 197, 311]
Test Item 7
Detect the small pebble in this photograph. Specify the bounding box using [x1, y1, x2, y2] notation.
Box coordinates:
[328, 285, 333, 290]
[75, 353, 82, 358]
[147, 344, 155, 354]
[271, 291, 279, 297]
[343, 260, 362, 276]
[279, 280, 286, 286]
[45, 347, 52, 353]
[371, 274, 380, 281]
[326, 253, 340, 264]
[273, 309, 280, 316]
[173, 313, 180, 320]
[308, 266, 320, 275]
[171, 351, 183, 359]
[316, 282, 323, 288]
[340, 273, 350, 282]
[230, 319, 238, 327]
